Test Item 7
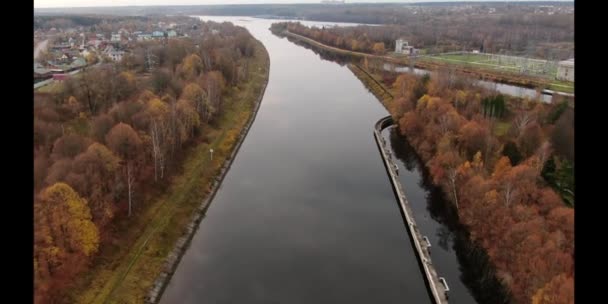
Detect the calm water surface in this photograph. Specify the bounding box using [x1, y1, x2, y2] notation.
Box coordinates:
[160, 16, 432, 304]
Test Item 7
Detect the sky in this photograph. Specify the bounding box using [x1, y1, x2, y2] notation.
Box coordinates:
[34, 0, 573, 9]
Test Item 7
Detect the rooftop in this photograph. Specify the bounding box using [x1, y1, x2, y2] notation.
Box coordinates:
[559, 58, 574, 67]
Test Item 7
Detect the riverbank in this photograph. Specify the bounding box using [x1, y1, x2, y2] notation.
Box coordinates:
[67, 39, 270, 304]
[348, 63, 393, 110]
[278, 29, 573, 94]
[350, 63, 509, 303]
[350, 58, 573, 304]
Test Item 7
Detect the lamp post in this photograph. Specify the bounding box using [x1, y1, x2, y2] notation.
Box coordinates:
[210, 148, 214, 161]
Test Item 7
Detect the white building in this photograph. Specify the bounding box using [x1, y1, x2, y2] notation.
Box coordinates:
[137, 34, 152, 41]
[108, 50, 125, 62]
[111, 34, 121, 42]
[395, 39, 417, 55]
[556, 59, 574, 82]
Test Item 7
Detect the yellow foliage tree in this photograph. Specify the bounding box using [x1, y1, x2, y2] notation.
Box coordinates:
[179, 54, 203, 80]
[532, 274, 574, 304]
[492, 156, 512, 179]
[372, 42, 386, 55]
[40, 183, 100, 257]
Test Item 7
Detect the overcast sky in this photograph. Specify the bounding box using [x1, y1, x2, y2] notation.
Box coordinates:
[34, 0, 572, 9]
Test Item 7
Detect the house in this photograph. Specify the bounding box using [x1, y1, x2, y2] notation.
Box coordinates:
[71, 58, 87, 68]
[58, 53, 71, 64]
[152, 31, 165, 38]
[556, 59, 574, 82]
[108, 50, 125, 62]
[395, 39, 418, 55]
[137, 34, 152, 41]
[111, 34, 121, 42]
[167, 30, 177, 37]
[52, 43, 71, 50]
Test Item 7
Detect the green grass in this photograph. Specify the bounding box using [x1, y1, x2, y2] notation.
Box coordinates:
[424, 53, 560, 79]
[67, 41, 269, 304]
[547, 81, 574, 94]
[494, 122, 511, 137]
[37, 81, 63, 93]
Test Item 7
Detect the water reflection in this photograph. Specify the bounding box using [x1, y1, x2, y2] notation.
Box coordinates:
[160, 16, 431, 304]
[387, 128, 511, 304]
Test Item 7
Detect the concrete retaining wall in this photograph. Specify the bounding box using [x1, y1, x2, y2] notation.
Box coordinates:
[373, 115, 449, 304]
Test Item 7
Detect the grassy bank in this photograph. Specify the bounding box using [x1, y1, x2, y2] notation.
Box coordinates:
[347, 64, 394, 111]
[66, 40, 270, 304]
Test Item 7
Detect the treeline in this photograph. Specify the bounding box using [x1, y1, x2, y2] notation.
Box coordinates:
[387, 71, 574, 303]
[272, 14, 573, 60]
[272, 22, 388, 55]
[34, 15, 152, 30]
[34, 21, 259, 304]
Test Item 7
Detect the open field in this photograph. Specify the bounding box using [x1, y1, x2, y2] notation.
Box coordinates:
[423, 52, 560, 79]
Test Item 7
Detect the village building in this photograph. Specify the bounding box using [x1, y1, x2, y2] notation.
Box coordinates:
[395, 39, 418, 55]
[556, 59, 574, 82]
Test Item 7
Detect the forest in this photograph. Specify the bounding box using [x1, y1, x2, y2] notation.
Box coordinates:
[33, 20, 264, 303]
[271, 13, 573, 60]
[375, 68, 574, 303]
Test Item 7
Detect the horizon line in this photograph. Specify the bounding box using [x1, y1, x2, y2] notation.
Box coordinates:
[34, 0, 575, 10]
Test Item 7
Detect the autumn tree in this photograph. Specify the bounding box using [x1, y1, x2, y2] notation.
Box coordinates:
[430, 135, 464, 209]
[35, 183, 99, 285]
[459, 120, 489, 160]
[145, 98, 170, 181]
[34, 151, 50, 192]
[205, 71, 225, 121]
[151, 68, 172, 95]
[502, 141, 523, 165]
[115, 71, 137, 101]
[531, 274, 573, 304]
[71, 143, 121, 227]
[372, 42, 386, 55]
[51, 134, 91, 161]
[177, 54, 203, 81]
[181, 83, 208, 120]
[550, 109, 574, 161]
[106, 123, 142, 216]
[91, 114, 115, 143]
[518, 122, 544, 157]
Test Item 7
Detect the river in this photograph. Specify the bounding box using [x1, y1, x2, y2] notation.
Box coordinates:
[160, 16, 483, 304]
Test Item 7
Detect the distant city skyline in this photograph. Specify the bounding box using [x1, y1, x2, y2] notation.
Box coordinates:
[35, 0, 573, 9]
